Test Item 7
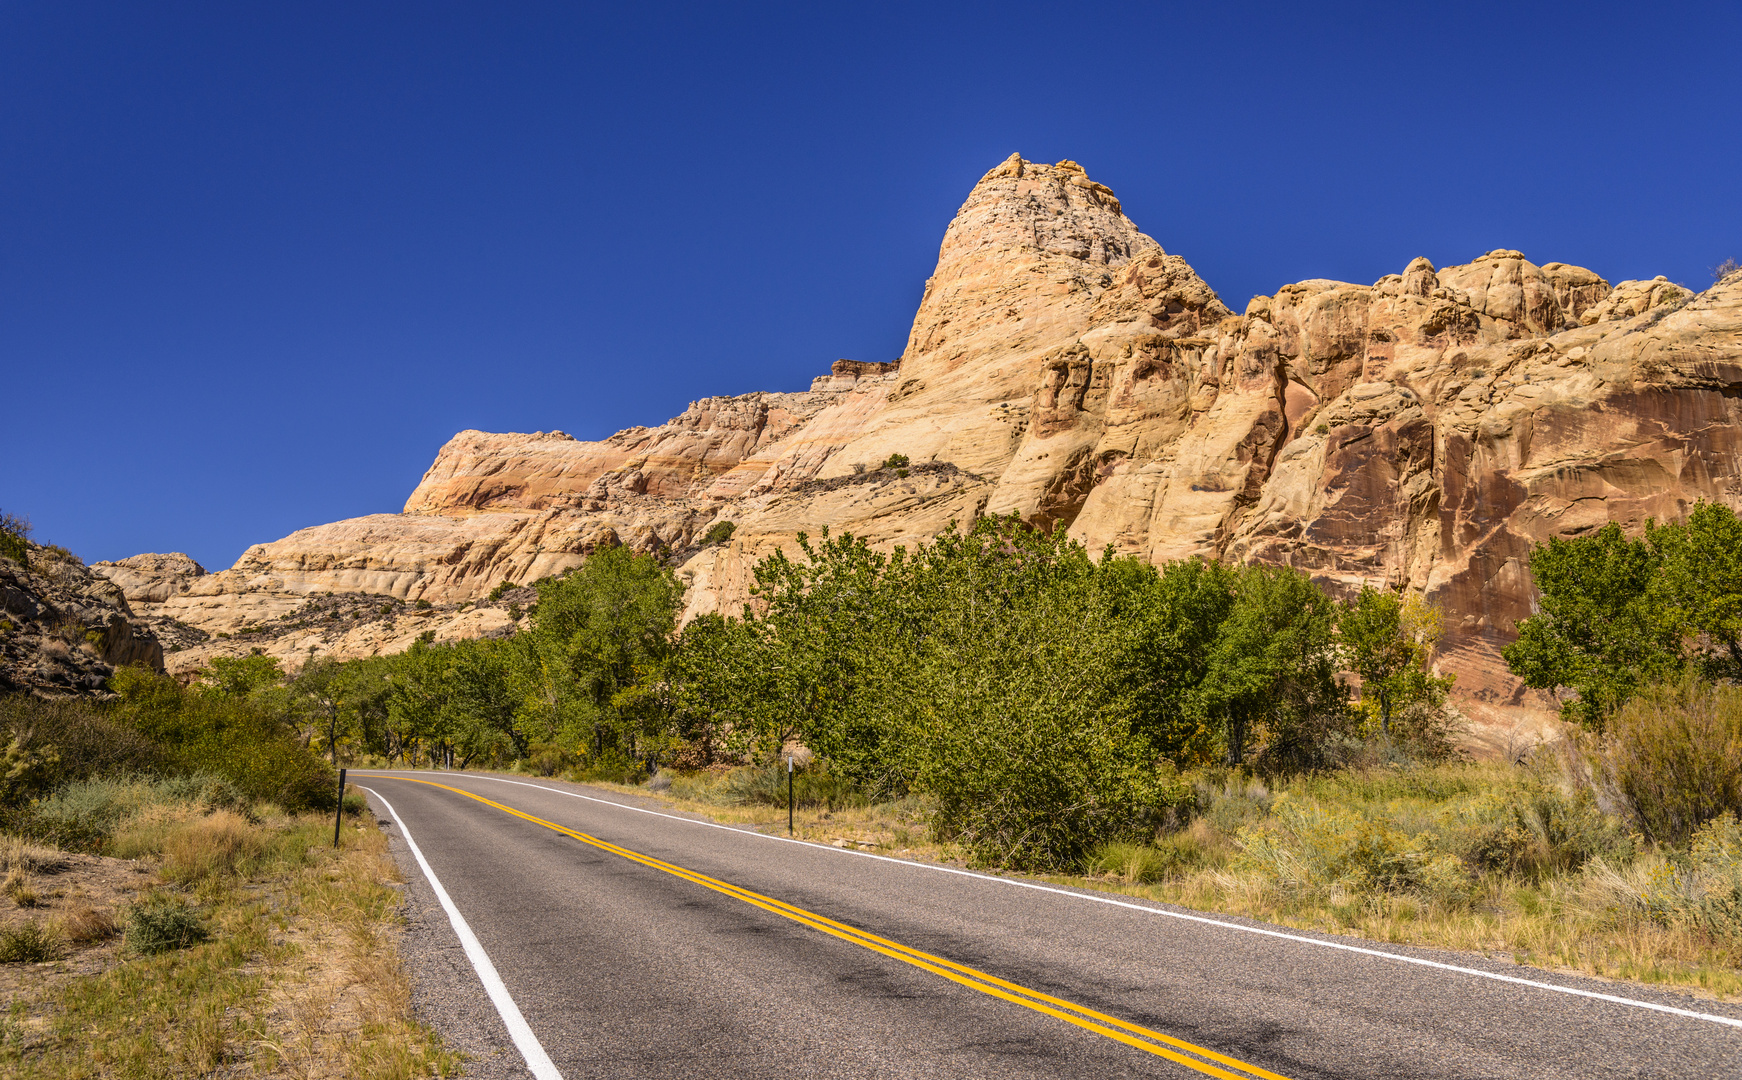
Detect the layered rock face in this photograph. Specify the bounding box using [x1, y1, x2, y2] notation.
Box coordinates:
[109, 155, 1742, 750]
[3, 546, 164, 696]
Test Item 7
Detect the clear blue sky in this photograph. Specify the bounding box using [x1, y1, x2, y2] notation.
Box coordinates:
[4, 2, 1738, 571]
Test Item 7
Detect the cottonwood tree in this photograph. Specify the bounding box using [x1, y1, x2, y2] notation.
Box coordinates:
[510, 546, 683, 764]
[1505, 523, 1683, 730]
[1199, 565, 1343, 768]
[1650, 501, 1742, 677]
[1338, 587, 1453, 737]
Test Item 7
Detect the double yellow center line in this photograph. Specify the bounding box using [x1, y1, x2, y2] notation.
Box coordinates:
[379, 776, 1293, 1080]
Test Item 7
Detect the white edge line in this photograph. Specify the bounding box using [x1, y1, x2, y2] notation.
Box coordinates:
[357, 771, 1742, 1034]
[357, 785, 565, 1080]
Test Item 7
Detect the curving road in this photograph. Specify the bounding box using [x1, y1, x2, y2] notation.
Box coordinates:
[353, 770, 1742, 1080]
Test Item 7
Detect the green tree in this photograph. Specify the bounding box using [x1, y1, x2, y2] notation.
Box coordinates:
[879, 518, 1178, 867]
[511, 546, 683, 763]
[198, 653, 284, 697]
[1650, 501, 1742, 677]
[1338, 588, 1454, 737]
[1200, 565, 1344, 768]
[1504, 523, 1682, 730]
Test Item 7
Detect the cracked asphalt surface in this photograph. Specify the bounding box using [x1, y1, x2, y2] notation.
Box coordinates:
[357, 770, 1742, 1079]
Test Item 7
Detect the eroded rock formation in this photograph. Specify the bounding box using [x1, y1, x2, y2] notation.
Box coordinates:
[2, 546, 164, 695]
[106, 155, 1742, 750]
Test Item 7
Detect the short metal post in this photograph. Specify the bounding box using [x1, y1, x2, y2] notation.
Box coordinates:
[333, 768, 346, 848]
[787, 756, 794, 836]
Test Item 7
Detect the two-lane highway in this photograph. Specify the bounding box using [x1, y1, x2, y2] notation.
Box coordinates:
[354, 770, 1742, 1079]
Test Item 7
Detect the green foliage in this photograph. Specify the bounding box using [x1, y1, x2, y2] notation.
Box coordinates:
[879, 453, 910, 470]
[488, 579, 518, 601]
[0, 696, 155, 792]
[1338, 588, 1455, 743]
[124, 894, 208, 955]
[667, 517, 1377, 869]
[109, 669, 334, 811]
[1505, 505, 1742, 728]
[1505, 523, 1681, 729]
[511, 546, 683, 759]
[702, 520, 736, 546]
[381, 636, 519, 767]
[1200, 565, 1346, 769]
[0, 922, 65, 963]
[197, 653, 285, 697]
[0, 508, 30, 564]
[1649, 501, 1742, 679]
[1597, 677, 1742, 845]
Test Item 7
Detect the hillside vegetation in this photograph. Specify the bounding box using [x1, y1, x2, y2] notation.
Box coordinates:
[6, 501, 1741, 1004]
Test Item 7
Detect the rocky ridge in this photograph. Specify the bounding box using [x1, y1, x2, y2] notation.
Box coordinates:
[1, 544, 165, 696]
[101, 155, 1742, 750]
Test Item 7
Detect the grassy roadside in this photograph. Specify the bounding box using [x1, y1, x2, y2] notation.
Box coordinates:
[567, 761, 1742, 1003]
[0, 783, 460, 1079]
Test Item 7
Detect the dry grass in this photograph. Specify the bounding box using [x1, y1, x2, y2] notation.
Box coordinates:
[0, 837, 69, 876]
[4, 868, 41, 908]
[596, 762, 1742, 1003]
[0, 794, 461, 1078]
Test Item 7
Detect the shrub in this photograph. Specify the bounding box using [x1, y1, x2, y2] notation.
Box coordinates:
[1599, 678, 1742, 845]
[112, 674, 335, 811]
[157, 811, 265, 885]
[879, 453, 909, 470]
[703, 520, 737, 546]
[1460, 783, 1633, 879]
[573, 750, 645, 785]
[61, 905, 118, 945]
[0, 695, 159, 789]
[1084, 840, 1202, 884]
[1582, 814, 1742, 941]
[414, 598, 432, 610]
[124, 894, 208, 954]
[723, 761, 863, 810]
[524, 743, 576, 777]
[488, 579, 518, 602]
[0, 922, 64, 963]
[28, 773, 251, 847]
[1234, 800, 1469, 902]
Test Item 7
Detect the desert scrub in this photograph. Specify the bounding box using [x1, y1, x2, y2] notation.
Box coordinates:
[0, 922, 64, 963]
[666, 761, 867, 811]
[123, 892, 209, 954]
[0, 786, 458, 1078]
[1041, 761, 1742, 999]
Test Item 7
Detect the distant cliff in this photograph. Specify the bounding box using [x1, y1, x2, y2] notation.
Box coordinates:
[99, 154, 1742, 751]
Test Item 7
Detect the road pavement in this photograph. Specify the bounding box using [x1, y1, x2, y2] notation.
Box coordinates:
[354, 769, 1742, 1079]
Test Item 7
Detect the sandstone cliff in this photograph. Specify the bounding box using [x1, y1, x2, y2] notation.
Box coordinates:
[2, 544, 164, 696]
[104, 156, 1742, 751]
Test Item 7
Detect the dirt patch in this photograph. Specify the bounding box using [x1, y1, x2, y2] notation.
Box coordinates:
[0, 850, 152, 1048]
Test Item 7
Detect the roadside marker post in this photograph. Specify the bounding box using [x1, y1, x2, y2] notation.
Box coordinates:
[787, 756, 794, 836]
[333, 768, 346, 848]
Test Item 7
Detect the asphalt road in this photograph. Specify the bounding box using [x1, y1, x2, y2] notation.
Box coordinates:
[354, 770, 1742, 1080]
